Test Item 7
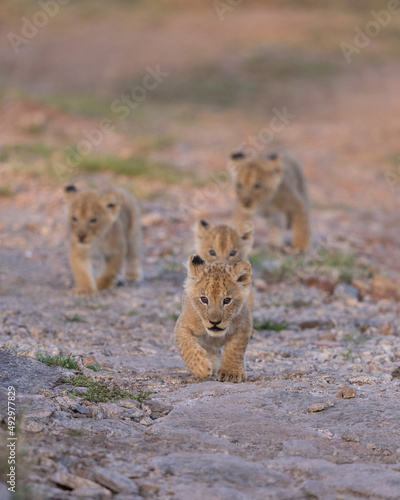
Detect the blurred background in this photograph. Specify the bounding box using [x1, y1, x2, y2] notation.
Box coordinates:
[1, 0, 400, 268]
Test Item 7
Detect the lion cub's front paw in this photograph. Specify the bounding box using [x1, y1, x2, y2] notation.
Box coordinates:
[72, 286, 96, 297]
[191, 357, 213, 379]
[217, 367, 246, 383]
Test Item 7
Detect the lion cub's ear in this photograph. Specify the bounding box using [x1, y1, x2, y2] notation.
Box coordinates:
[232, 261, 252, 288]
[262, 153, 283, 174]
[187, 254, 206, 279]
[229, 151, 247, 175]
[237, 221, 254, 243]
[64, 184, 78, 203]
[194, 220, 210, 239]
[230, 151, 246, 160]
[101, 191, 121, 218]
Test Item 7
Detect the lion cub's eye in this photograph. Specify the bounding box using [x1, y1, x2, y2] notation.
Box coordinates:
[229, 250, 237, 257]
[90, 218, 97, 224]
[254, 183, 262, 189]
[200, 297, 209, 304]
[71, 216, 78, 222]
[209, 250, 216, 256]
[223, 298, 231, 305]
[237, 183, 243, 189]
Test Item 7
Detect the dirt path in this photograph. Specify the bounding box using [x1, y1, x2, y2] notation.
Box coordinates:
[2, 3, 400, 499]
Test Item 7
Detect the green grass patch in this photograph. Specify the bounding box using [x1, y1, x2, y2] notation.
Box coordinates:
[68, 428, 87, 437]
[341, 332, 369, 346]
[316, 247, 355, 268]
[0, 143, 56, 163]
[63, 313, 83, 322]
[254, 319, 291, 332]
[262, 247, 368, 284]
[36, 351, 78, 370]
[35, 92, 114, 118]
[88, 301, 107, 311]
[127, 309, 138, 316]
[150, 47, 341, 109]
[0, 184, 14, 197]
[74, 154, 194, 185]
[86, 363, 102, 372]
[66, 374, 151, 403]
[244, 48, 338, 80]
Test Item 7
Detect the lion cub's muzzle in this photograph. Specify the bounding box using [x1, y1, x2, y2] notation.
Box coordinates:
[207, 319, 225, 333]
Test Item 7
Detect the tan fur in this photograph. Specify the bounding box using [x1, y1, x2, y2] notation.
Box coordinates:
[65, 185, 142, 295]
[175, 256, 252, 382]
[231, 152, 311, 251]
[194, 220, 254, 313]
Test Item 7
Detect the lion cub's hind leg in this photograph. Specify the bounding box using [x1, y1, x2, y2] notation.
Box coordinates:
[291, 206, 310, 252]
[267, 211, 285, 248]
[125, 223, 143, 282]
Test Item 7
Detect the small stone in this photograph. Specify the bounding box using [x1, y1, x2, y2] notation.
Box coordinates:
[23, 420, 45, 433]
[52, 471, 102, 491]
[98, 403, 124, 419]
[334, 283, 359, 301]
[391, 367, 400, 379]
[336, 386, 356, 399]
[72, 486, 112, 500]
[142, 400, 173, 417]
[87, 406, 107, 420]
[117, 399, 141, 409]
[348, 375, 377, 385]
[325, 400, 334, 408]
[136, 482, 160, 495]
[378, 322, 395, 336]
[139, 417, 154, 426]
[307, 404, 326, 413]
[91, 467, 139, 494]
[71, 404, 88, 415]
[372, 275, 399, 300]
[342, 432, 359, 443]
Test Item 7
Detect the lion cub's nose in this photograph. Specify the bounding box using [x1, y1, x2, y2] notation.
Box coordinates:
[78, 232, 87, 242]
[209, 319, 222, 326]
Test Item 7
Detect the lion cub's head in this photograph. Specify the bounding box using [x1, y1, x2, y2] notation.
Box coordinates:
[185, 255, 252, 337]
[64, 185, 121, 246]
[230, 151, 284, 211]
[195, 220, 253, 265]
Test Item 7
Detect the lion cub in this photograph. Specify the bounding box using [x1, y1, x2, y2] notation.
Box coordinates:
[65, 185, 142, 295]
[175, 255, 252, 382]
[194, 219, 254, 312]
[231, 151, 311, 251]
[194, 219, 254, 265]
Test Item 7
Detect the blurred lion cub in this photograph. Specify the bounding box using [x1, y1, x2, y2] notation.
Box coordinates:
[65, 185, 142, 295]
[194, 219, 254, 312]
[231, 151, 311, 251]
[194, 220, 254, 265]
